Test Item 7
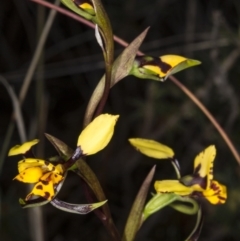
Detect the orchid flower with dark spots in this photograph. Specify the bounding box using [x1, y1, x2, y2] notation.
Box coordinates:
[129, 138, 227, 205]
[9, 114, 119, 202]
[155, 145, 227, 205]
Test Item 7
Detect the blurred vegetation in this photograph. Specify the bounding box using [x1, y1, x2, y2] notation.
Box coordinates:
[0, 0, 240, 240]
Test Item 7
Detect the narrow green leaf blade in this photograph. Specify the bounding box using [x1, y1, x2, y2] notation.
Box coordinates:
[122, 165, 156, 241]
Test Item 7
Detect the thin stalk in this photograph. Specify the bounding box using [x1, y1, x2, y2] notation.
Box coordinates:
[169, 75, 240, 164]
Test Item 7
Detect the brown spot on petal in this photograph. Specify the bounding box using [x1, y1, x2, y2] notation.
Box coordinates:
[43, 192, 50, 200]
[136, 56, 172, 74]
[41, 180, 49, 185]
[36, 184, 43, 190]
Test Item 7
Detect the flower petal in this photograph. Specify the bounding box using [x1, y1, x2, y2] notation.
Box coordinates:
[193, 145, 216, 189]
[154, 180, 194, 195]
[201, 181, 227, 204]
[8, 139, 39, 156]
[26, 180, 55, 201]
[77, 114, 119, 155]
[17, 158, 46, 173]
[14, 167, 43, 183]
[129, 138, 174, 159]
[17, 158, 56, 173]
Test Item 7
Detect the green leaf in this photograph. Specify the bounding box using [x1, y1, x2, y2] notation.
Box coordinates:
[111, 27, 149, 84]
[143, 193, 178, 221]
[50, 199, 107, 214]
[122, 165, 156, 241]
[129, 138, 174, 159]
[84, 27, 150, 126]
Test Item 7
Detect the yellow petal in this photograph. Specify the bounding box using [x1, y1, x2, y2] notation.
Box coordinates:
[41, 172, 63, 185]
[8, 139, 39, 156]
[154, 180, 194, 195]
[202, 181, 227, 204]
[77, 114, 119, 155]
[17, 158, 45, 173]
[193, 145, 216, 189]
[26, 180, 55, 201]
[14, 167, 43, 183]
[129, 138, 174, 159]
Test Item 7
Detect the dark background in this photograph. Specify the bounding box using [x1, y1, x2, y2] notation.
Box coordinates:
[1, 0, 240, 240]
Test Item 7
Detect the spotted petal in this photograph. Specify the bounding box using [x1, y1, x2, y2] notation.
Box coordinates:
[201, 181, 227, 204]
[8, 139, 39, 156]
[26, 179, 55, 201]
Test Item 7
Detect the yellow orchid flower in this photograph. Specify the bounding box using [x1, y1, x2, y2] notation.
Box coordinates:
[13, 158, 64, 201]
[154, 145, 227, 205]
[10, 114, 119, 201]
